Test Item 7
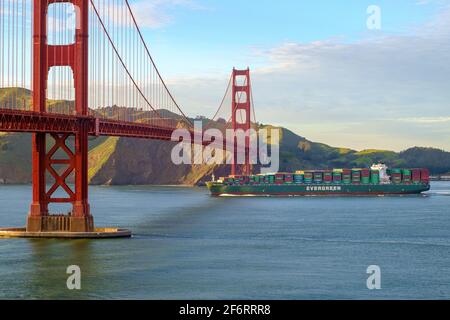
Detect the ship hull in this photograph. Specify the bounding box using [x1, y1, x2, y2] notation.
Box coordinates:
[206, 182, 430, 197]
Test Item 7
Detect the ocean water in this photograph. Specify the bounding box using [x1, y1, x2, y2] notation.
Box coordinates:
[0, 182, 449, 300]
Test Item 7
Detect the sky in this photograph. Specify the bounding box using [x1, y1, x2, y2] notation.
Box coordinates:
[2, 0, 449, 151]
[125, 0, 450, 152]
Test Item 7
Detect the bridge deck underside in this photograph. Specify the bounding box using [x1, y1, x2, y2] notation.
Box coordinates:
[0, 108, 178, 141]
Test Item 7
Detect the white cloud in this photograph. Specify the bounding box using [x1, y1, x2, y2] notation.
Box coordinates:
[168, 6, 450, 151]
[391, 117, 450, 124]
[87, 0, 203, 30]
[47, 5, 77, 36]
[130, 0, 204, 29]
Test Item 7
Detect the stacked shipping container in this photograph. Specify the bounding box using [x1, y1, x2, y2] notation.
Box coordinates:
[324, 171, 333, 184]
[352, 170, 361, 184]
[361, 169, 370, 184]
[224, 168, 430, 186]
[370, 170, 380, 184]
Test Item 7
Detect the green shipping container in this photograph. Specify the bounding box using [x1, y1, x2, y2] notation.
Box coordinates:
[342, 172, 351, 184]
[352, 170, 361, 183]
[361, 177, 370, 184]
[371, 176, 380, 184]
[370, 170, 380, 184]
[402, 170, 412, 183]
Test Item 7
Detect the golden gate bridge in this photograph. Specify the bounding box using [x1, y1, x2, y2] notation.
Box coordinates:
[0, 0, 257, 236]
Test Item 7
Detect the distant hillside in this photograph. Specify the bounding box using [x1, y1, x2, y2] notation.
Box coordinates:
[398, 147, 450, 174]
[264, 127, 450, 174]
[1, 87, 450, 185]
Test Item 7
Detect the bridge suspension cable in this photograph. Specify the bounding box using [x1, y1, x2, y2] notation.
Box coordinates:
[207, 72, 257, 131]
[203, 73, 232, 132]
[89, 0, 163, 120]
[0, 0, 193, 130]
[0, 0, 259, 235]
[123, 0, 193, 128]
[88, 0, 192, 129]
[0, 0, 32, 111]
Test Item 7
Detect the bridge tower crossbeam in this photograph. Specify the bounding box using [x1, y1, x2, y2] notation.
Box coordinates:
[231, 68, 252, 177]
[27, 0, 93, 232]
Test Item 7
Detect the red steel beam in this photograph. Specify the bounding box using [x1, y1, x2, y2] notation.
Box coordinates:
[0, 109, 248, 151]
[0, 108, 183, 141]
[231, 68, 252, 176]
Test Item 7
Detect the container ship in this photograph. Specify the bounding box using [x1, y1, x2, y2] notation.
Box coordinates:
[206, 164, 430, 196]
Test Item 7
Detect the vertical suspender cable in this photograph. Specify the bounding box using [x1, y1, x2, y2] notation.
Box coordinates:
[124, 0, 192, 128]
[7, 0, 10, 107]
[12, 0, 15, 108]
[24, 0, 26, 107]
[101, 0, 107, 110]
[0, 0, 3, 92]
[89, 0, 163, 120]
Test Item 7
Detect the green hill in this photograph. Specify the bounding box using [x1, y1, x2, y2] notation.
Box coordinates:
[1, 87, 450, 185]
[263, 126, 449, 174]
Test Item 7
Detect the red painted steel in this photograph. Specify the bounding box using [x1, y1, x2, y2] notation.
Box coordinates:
[0, 108, 245, 152]
[30, 0, 91, 218]
[421, 169, 430, 183]
[45, 133, 76, 203]
[231, 68, 252, 176]
[0, 108, 185, 139]
[0, 0, 257, 231]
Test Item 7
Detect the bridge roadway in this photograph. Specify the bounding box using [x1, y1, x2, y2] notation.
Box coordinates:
[0, 108, 251, 151]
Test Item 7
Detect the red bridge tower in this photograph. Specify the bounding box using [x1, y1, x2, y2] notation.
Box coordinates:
[231, 68, 252, 176]
[27, 0, 93, 232]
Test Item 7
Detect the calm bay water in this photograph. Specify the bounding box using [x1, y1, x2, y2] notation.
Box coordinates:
[0, 182, 449, 299]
